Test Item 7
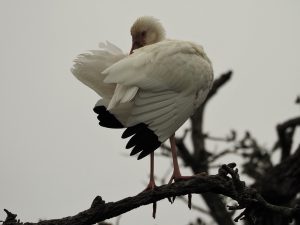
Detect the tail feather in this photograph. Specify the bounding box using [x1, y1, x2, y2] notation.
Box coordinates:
[71, 42, 125, 98]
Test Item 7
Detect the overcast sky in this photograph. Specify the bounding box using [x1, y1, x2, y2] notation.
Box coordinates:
[0, 1, 299, 225]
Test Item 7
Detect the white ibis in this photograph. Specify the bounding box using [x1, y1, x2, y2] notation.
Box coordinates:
[71, 16, 213, 190]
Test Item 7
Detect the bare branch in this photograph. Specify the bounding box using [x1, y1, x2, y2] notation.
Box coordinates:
[175, 138, 195, 168]
[204, 70, 233, 106]
[276, 116, 300, 161]
[296, 96, 300, 105]
[258, 144, 300, 204]
[190, 71, 233, 166]
[203, 130, 236, 143]
[189, 71, 234, 225]
[208, 149, 237, 163]
[2, 164, 299, 225]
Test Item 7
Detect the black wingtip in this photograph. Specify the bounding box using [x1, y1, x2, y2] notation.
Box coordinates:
[130, 145, 143, 156]
[93, 105, 124, 128]
[137, 141, 161, 160]
[122, 124, 144, 138]
[137, 152, 148, 160]
[122, 123, 162, 159]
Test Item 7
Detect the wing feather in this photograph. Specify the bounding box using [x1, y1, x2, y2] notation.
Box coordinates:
[107, 84, 138, 110]
[103, 40, 213, 92]
[125, 90, 195, 143]
[95, 40, 213, 158]
[71, 42, 125, 98]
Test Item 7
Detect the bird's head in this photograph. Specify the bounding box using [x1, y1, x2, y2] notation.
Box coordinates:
[130, 16, 166, 54]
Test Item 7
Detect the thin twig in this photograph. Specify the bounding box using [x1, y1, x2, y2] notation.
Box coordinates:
[177, 196, 210, 215]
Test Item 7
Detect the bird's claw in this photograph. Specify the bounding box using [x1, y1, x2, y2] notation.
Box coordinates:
[142, 180, 157, 193]
[167, 196, 176, 204]
[141, 180, 157, 219]
[168, 174, 194, 185]
[152, 201, 157, 219]
[188, 193, 192, 210]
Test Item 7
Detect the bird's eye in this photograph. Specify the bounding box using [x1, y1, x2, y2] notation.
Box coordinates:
[141, 31, 146, 37]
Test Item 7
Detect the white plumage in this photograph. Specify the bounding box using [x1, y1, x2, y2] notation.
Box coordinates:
[71, 16, 214, 188]
[71, 41, 125, 99]
[102, 39, 213, 142]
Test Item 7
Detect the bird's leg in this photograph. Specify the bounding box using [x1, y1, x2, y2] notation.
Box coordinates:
[168, 134, 194, 184]
[142, 152, 157, 219]
[168, 134, 194, 208]
[144, 152, 156, 191]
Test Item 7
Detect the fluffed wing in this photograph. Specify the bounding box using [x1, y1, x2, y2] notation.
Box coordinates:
[102, 40, 213, 158]
[71, 41, 125, 99]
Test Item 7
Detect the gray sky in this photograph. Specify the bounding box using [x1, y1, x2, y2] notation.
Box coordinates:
[0, 1, 299, 225]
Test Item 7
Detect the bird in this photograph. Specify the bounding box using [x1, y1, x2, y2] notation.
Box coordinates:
[71, 16, 214, 190]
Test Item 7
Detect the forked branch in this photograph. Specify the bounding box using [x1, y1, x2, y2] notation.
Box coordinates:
[2, 164, 299, 225]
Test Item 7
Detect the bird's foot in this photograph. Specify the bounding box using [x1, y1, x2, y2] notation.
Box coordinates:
[167, 172, 190, 203]
[167, 172, 207, 205]
[168, 171, 207, 184]
[139, 179, 157, 219]
[144, 181, 157, 219]
[167, 174, 190, 184]
[142, 179, 157, 192]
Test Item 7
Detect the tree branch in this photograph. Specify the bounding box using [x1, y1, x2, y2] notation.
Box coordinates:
[2, 164, 299, 225]
[276, 116, 300, 161]
[204, 70, 232, 105]
[189, 71, 234, 225]
[191, 70, 233, 168]
[257, 144, 300, 204]
[177, 196, 210, 215]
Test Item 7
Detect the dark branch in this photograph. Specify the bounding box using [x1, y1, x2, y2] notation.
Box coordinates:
[204, 70, 232, 105]
[276, 116, 300, 161]
[191, 70, 233, 166]
[203, 130, 236, 143]
[257, 144, 300, 204]
[175, 137, 195, 167]
[296, 96, 300, 105]
[2, 164, 299, 225]
[189, 71, 234, 225]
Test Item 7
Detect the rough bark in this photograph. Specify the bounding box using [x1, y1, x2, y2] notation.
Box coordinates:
[2, 164, 299, 225]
